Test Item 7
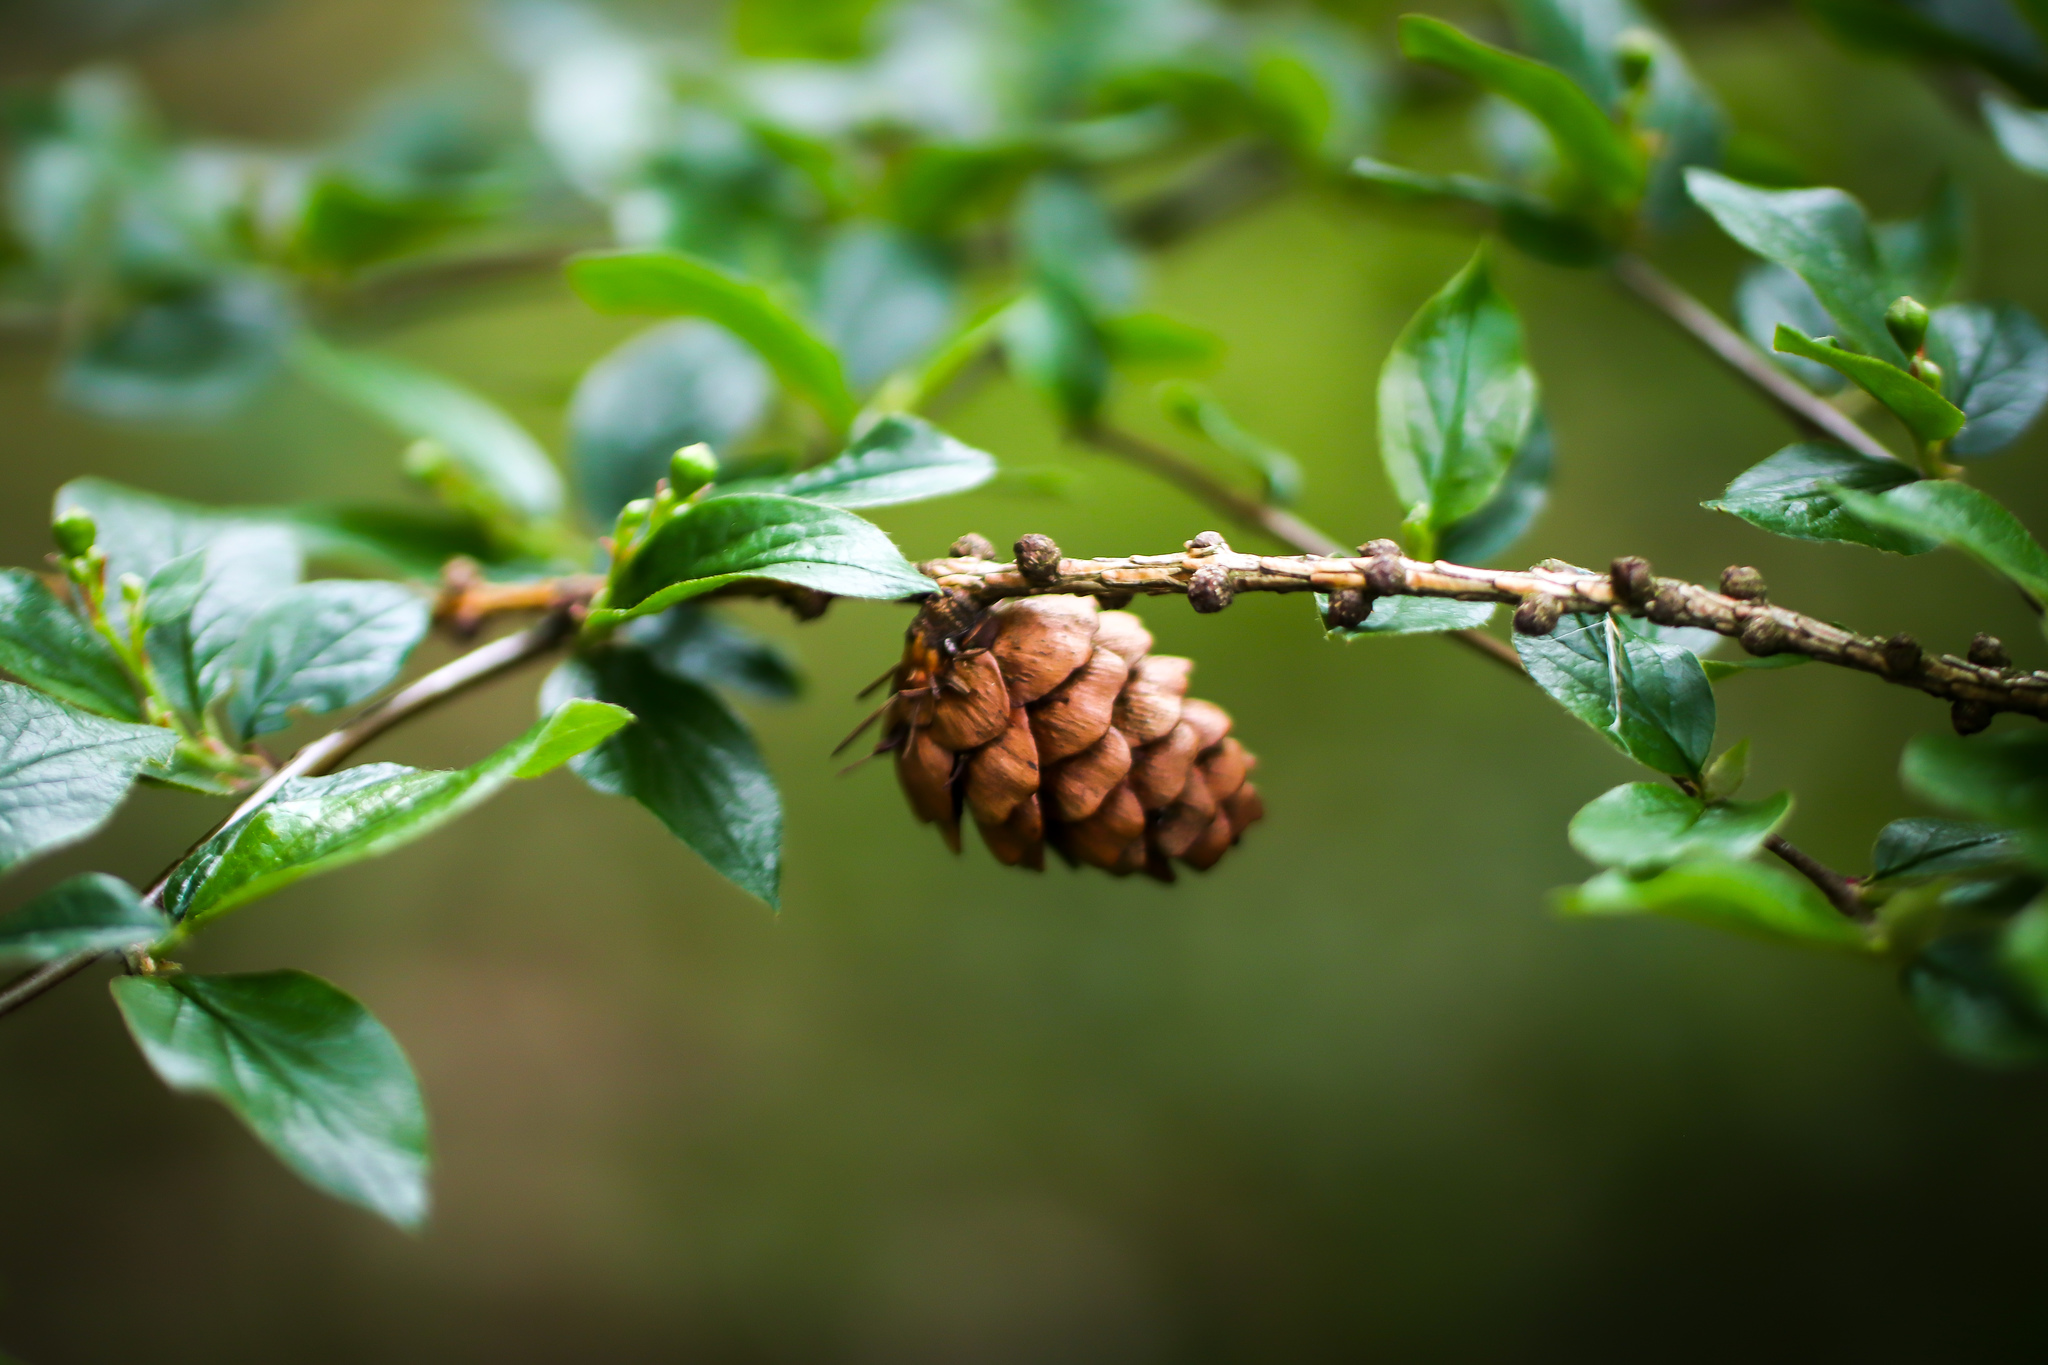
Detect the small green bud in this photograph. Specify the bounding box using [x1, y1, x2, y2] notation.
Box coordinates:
[1614, 28, 1658, 90]
[1885, 295, 1930, 356]
[402, 438, 455, 482]
[118, 572, 146, 605]
[668, 443, 719, 498]
[1917, 357, 1944, 394]
[613, 497, 653, 545]
[52, 509, 96, 558]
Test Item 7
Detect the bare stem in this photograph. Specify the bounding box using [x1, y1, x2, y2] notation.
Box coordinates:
[1765, 833, 1870, 922]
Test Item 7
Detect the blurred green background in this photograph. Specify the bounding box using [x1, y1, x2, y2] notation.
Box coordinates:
[7, 0, 2048, 1359]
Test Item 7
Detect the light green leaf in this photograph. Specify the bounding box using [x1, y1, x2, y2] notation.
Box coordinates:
[60, 275, 294, 423]
[1701, 738, 1750, 800]
[1159, 381, 1304, 506]
[814, 223, 957, 393]
[1828, 480, 2048, 605]
[1927, 303, 2048, 458]
[142, 527, 304, 722]
[162, 700, 632, 926]
[1983, 91, 2048, 179]
[625, 606, 800, 702]
[726, 415, 995, 509]
[1321, 595, 1497, 638]
[1378, 249, 1538, 543]
[544, 652, 781, 905]
[1871, 818, 2020, 880]
[1398, 15, 1645, 210]
[1101, 313, 1225, 373]
[1016, 172, 1140, 316]
[55, 479, 288, 603]
[1703, 441, 1930, 553]
[1772, 324, 1964, 444]
[0, 683, 177, 873]
[0, 873, 167, 964]
[1557, 858, 1871, 949]
[1000, 284, 1109, 424]
[1568, 782, 1791, 874]
[1437, 412, 1555, 563]
[112, 970, 430, 1227]
[0, 568, 140, 720]
[566, 250, 857, 432]
[224, 582, 429, 741]
[1515, 612, 1715, 777]
[292, 173, 487, 275]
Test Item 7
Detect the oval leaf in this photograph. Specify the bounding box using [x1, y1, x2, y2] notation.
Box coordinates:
[0, 873, 167, 964]
[224, 581, 430, 741]
[1514, 613, 1715, 778]
[1772, 324, 1964, 444]
[0, 684, 178, 873]
[1702, 441, 1930, 553]
[1827, 480, 2048, 606]
[726, 415, 996, 509]
[1568, 782, 1791, 875]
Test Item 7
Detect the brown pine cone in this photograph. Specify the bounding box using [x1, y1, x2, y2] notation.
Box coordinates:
[875, 591, 1263, 880]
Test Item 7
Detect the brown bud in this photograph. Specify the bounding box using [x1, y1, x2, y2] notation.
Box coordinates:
[1720, 565, 1767, 601]
[926, 649, 1011, 750]
[1609, 556, 1654, 611]
[950, 532, 996, 560]
[1178, 697, 1232, 752]
[1028, 647, 1129, 763]
[1364, 550, 1406, 597]
[1093, 611, 1153, 666]
[1015, 533, 1061, 585]
[1188, 563, 1234, 613]
[1128, 721, 1201, 809]
[1097, 590, 1135, 610]
[963, 708, 1039, 825]
[1513, 594, 1562, 637]
[1322, 589, 1373, 630]
[896, 730, 960, 852]
[1358, 539, 1402, 559]
[1185, 530, 1227, 554]
[989, 595, 1098, 703]
[1739, 612, 1786, 656]
[1970, 633, 2011, 670]
[1644, 587, 1683, 627]
[1050, 727, 1133, 821]
[1881, 632, 1923, 678]
[1951, 699, 1995, 736]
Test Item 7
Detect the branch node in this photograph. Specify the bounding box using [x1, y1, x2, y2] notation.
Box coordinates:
[1322, 589, 1373, 630]
[950, 532, 996, 560]
[1970, 633, 2012, 670]
[1609, 556, 1655, 611]
[1184, 530, 1228, 555]
[1719, 565, 1768, 602]
[1363, 543, 1406, 596]
[1188, 563, 1235, 613]
[1358, 539, 1402, 559]
[1513, 594, 1562, 637]
[1881, 632, 1924, 678]
[1015, 534, 1062, 585]
[1952, 699, 1995, 735]
[1739, 612, 1788, 656]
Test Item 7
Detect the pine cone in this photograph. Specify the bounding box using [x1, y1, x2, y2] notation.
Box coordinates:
[878, 592, 1263, 880]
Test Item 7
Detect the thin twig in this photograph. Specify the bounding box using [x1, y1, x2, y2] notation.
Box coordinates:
[1765, 833, 1869, 922]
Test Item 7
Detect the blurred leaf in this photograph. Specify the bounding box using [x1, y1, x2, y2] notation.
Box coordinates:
[0, 873, 166, 964]
[1686, 170, 1906, 365]
[884, 141, 1047, 237]
[1700, 654, 1811, 681]
[569, 320, 773, 524]
[1983, 91, 2048, 178]
[732, 0, 879, 59]
[602, 494, 933, 625]
[1873, 180, 1965, 305]
[1001, 284, 1109, 424]
[1320, 595, 1497, 637]
[0, 682, 177, 873]
[1398, 16, 1644, 211]
[1927, 303, 2048, 457]
[163, 700, 631, 926]
[1829, 480, 2048, 604]
[0, 568, 141, 720]
[1378, 249, 1538, 550]
[1437, 412, 1555, 563]
[57, 478, 270, 588]
[141, 527, 302, 723]
[814, 224, 957, 393]
[569, 251, 857, 432]
[1805, 0, 2048, 107]
[1250, 17, 1384, 165]
[292, 173, 490, 275]
[1017, 172, 1140, 315]
[1159, 380, 1303, 506]
[223, 582, 428, 742]
[1558, 859, 1870, 948]
[1703, 442, 1931, 553]
[1348, 158, 1611, 265]
[112, 970, 430, 1227]
[727, 414, 995, 509]
[1568, 782, 1791, 875]
[1101, 313, 1224, 372]
[1735, 264, 1844, 392]
[625, 606, 800, 702]
[60, 275, 294, 422]
[1515, 612, 1715, 777]
[1772, 324, 1965, 444]
[1701, 738, 1750, 800]
[1872, 818, 2021, 880]
[544, 651, 781, 905]
[1904, 932, 2048, 1066]
[1902, 728, 2048, 857]
[273, 505, 503, 579]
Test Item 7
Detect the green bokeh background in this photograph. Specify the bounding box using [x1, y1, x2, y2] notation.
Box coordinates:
[6, 1, 2048, 1359]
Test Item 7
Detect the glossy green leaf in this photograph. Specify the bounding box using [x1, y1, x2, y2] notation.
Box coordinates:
[59, 275, 294, 423]
[1872, 818, 2020, 880]
[1686, 170, 1906, 364]
[1735, 264, 1844, 392]
[603, 494, 933, 625]
[814, 223, 957, 393]
[1703, 442, 1930, 554]
[1001, 284, 1109, 424]
[0, 872, 166, 963]
[1983, 91, 2048, 178]
[0, 683, 177, 872]
[162, 700, 631, 926]
[1558, 858, 1870, 949]
[1772, 325, 1964, 444]
[55, 479, 282, 595]
[1874, 180, 1965, 306]
[1901, 728, 2048, 855]
[1348, 158, 1612, 266]
[624, 607, 800, 702]
[1016, 172, 1140, 316]
[1515, 612, 1715, 777]
[1437, 412, 1555, 563]
[1701, 739, 1750, 800]
[295, 336, 565, 525]
[142, 527, 303, 721]
[1927, 303, 2048, 458]
[567, 251, 857, 431]
[1828, 480, 2048, 605]
[544, 651, 781, 905]
[1568, 782, 1791, 875]
[1159, 381, 1304, 506]
[224, 582, 429, 741]
[1378, 250, 1538, 545]
[1904, 933, 2048, 1067]
[727, 415, 995, 509]
[1321, 596, 1497, 638]
[112, 970, 431, 1227]
[0, 568, 140, 720]
[1397, 16, 1644, 210]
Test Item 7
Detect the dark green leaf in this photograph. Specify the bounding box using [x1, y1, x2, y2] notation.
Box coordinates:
[0, 873, 166, 964]
[1901, 728, 2048, 858]
[814, 224, 957, 392]
[1568, 782, 1792, 875]
[112, 970, 431, 1226]
[625, 607, 799, 702]
[1772, 325, 1965, 444]
[1321, 595, 1496, 638]
[273, 504, 503, 579]
[727, 415, 995, 509]
[1158, 381, 1304, 506]
[1437, 412, 1555, 563]
[1874, 180, 1965, 305]
[1558, 858, 1871, 949]
[59, 275, 294, 422]
[1904, 932, 2048, 1066]
[1806, 0, 2048, 108]
[1001, 284, 1109, 424]
[1735, 264, 1844, 392]
[0, 568, 141, 720]
[1017, 172, 1140, 316]
[543, 651, 781, 905]
[1515, 611, 1716, 777]
[1983, 91, 2048, 178]
[1348, 158, 1612, 266]
[566, 251, 857, 432]
[1872, 818, 2020, 880]
[1703, 441, 1930, 553]
[1828, 480, 2048, 604]
[224, 582, 429, 741]
[163, 700, 631, 925]
[0, 682, 177, 872]
[1927, 303, 2048, 458]
[884, 141, 1047, 238]
[142, 527, 303, 722]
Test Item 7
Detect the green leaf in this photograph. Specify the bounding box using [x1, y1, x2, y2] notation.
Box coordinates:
[566, 251, 857, 432]
[1397, 15, 1645, 210]
[567, 320, 773, 525]
[1016, 172, 1140, 316]
[883, 141, 1047, 238]
[1904, 933, 2048, 1067]
[1320, 595, 1497, 638]
[726, 415, 995, 509]
[55, 479, 280, 598]
[1568, 782, 1791, 875]
[295, 336, 565, 526]
[142, 527, 303, 722]
[1872, 818, 2021, 880]
[731, 0, 878, 59]
[0, 683, 177, 872]
[0, 873, 167, 964]
[1901, 728, 2048, 856]
[1927, 303, 2048, 458]
[59, 276, 294, 423]
[1000, 284, 1109, 425]
[1251, 16, 1385, 165]
[0, 568, 140, 720]
[1735, 264, 1845, 393]
[1700, 654, 1811, 682]
[1983, 91, 2048, 178]
[223, 582, 429, 741]
[1772, 324, 1965, 444]
[1378, 249, 1539, 544]
[1437, 412, 1555, 563]
[293, 173, 489, 275]
[1701, 738, 1750, 800]
[1348, 158, 1612, 266]
[1557, 859, 1870, 949]
[1515, 612, 1716, 777]
[1158, 381, 1304, 506]
[1703, 441, 1930, 554]
[112, 970, 430, 1227]
[814, 223, 957, 393]
[1101, 313, 1225, 373]
[1828, 480, 2048, 605]
[1685, 170, 1906, 365]
[1806, 0, 2048, 108]
[272, 504, 504, 580]
[603, 494, 932, 626]
[162, 700, 631, 926]
[1874, 180, 1965, 305]
[625, 606, 800, 702]
[543, 652, 781, 905]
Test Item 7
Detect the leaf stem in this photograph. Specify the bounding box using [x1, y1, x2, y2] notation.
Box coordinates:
[1763, 833, 1870, 922]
